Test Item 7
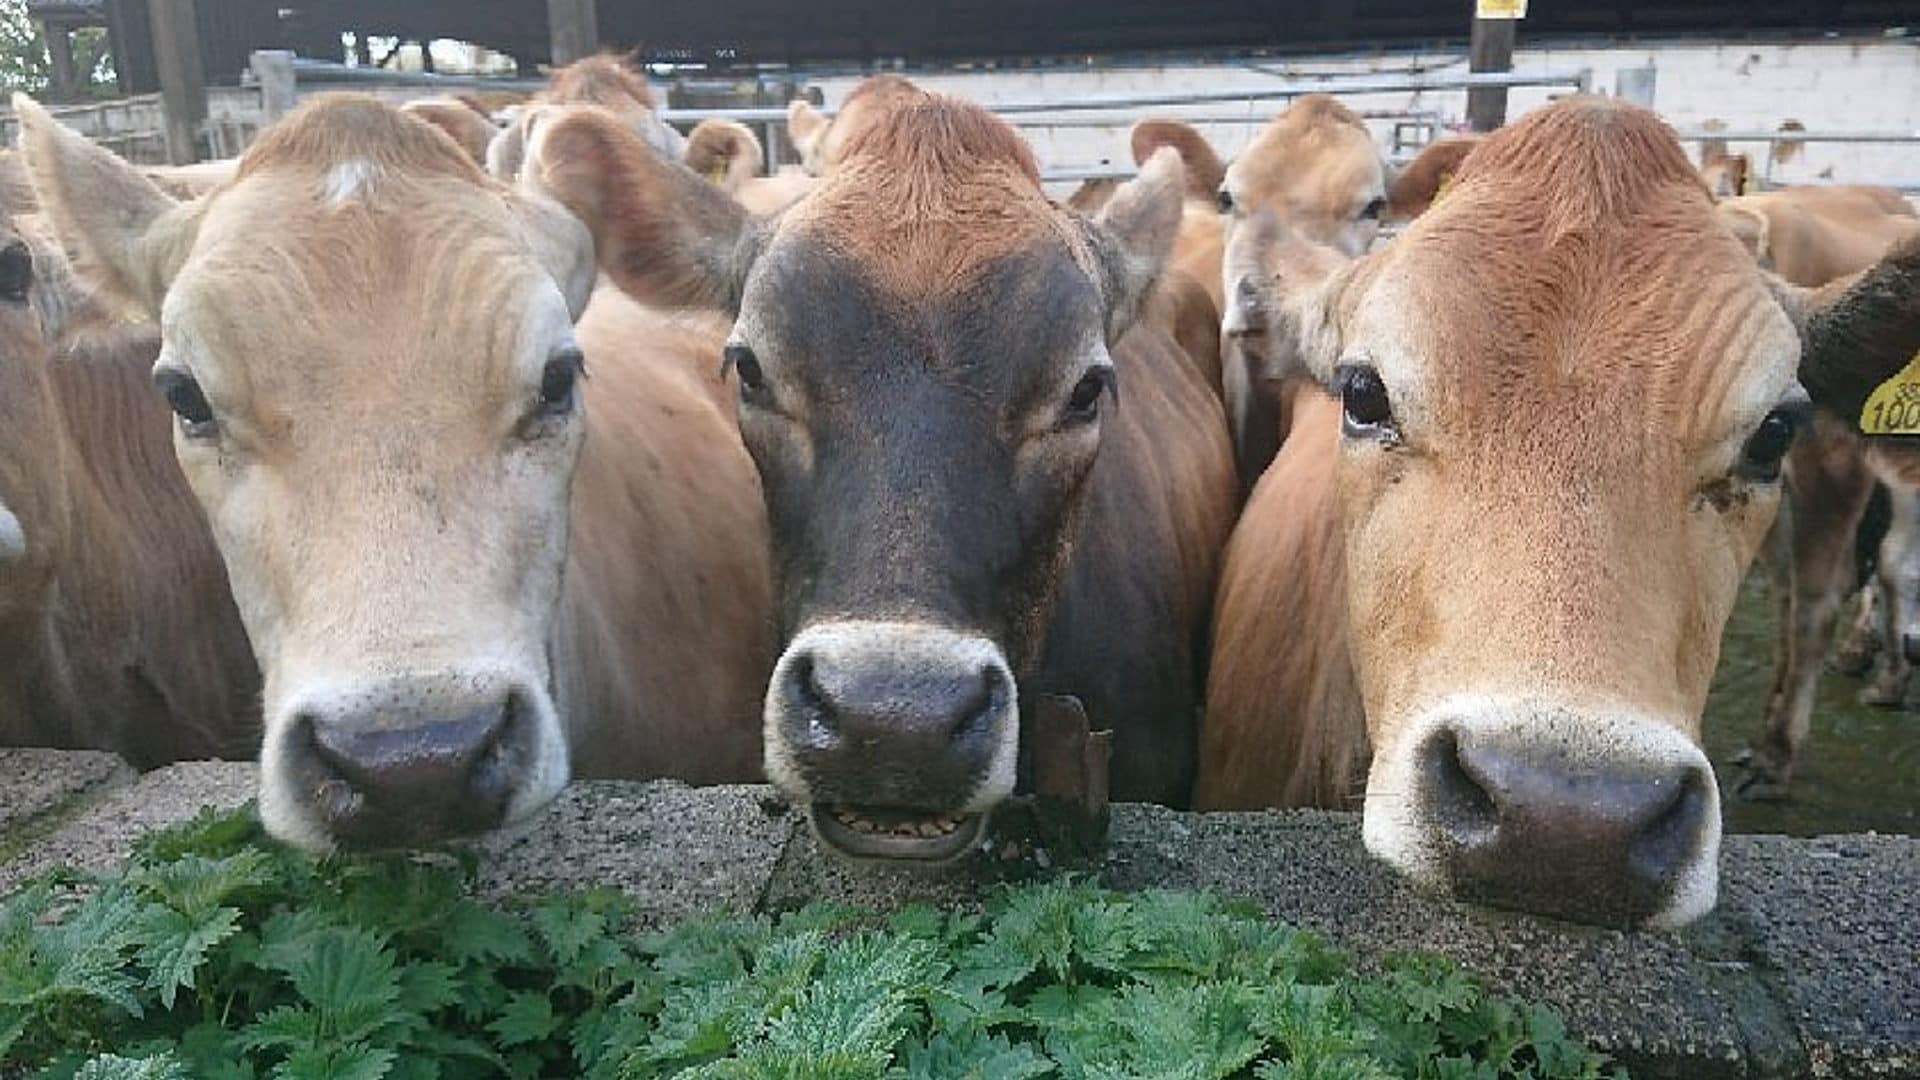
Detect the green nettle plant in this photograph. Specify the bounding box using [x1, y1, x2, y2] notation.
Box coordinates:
[0, 807, 1624, 1079]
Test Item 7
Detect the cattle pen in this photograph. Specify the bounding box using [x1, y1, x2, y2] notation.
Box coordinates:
[2, 1, 1919, 1078]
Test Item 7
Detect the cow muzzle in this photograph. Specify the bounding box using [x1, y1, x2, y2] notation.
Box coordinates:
[0, 500, 24, 564]
[764, 620, 1018, 863]
[1364, 699, 1721, 929]
[262, 675, 568, 850]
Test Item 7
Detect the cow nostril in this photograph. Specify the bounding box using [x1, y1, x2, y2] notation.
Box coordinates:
[1902, 632, 1920, 666]
[949, 663, 1004, 747]
[789, 652, 837, 739]
[1420, 728, 1499, 847]
[1627, 766, 1712, 887]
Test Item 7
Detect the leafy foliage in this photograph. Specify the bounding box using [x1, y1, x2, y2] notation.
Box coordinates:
[0, 807, 1625, 1078]
[0, 0, 116, 99]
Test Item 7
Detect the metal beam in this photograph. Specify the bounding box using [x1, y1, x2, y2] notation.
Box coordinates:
[43, 24, 77, 101]
[146, 0, 206, 164]
[547, 0, 599, 67]
[1466, 13, 1517, 132]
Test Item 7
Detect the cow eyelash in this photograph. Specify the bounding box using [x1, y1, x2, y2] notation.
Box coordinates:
[153, 367, 218, 440]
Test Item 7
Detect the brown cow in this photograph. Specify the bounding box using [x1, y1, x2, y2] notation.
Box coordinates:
[1215, 97, 1389, 495]
[17, 92, 775, 851]
[487, 55, 683, 181]
[1200, 98, 1920, 928]
[1714, 185, 1920, 797]
[0, 225, 258, 764]
[784, 74, 922, 177]
[682, 119, 817, 216]
[527, 85, 1236, 857]
[400, 96, 499, 165]
[1384, 135, 1482, 222]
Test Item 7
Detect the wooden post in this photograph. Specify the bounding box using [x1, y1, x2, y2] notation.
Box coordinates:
[547, 0, 599, 67]
[1465, 12, 1516, 133]
[147, 0, 206, 164]
[44, 24, 77, 101]
[251, 50, 295, 123]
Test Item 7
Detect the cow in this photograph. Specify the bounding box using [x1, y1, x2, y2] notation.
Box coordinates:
[1197, 97, 1920, 928]
[399, 96, 499, 165]
[682, 119, 817, 216]
[1713, 185, 1920, 797]
[1213, 96, 1390, 496]
[16, 91, 777, 851]
[0, 222, 258, 764]
[487, 54, 683, 182]
[524, 83, 1237, 858]
[784, 74, 922, 177]
[1384, 135, 1482, 222]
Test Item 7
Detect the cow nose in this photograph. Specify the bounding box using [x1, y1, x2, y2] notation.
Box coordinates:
[1415, 727, 1714, 927]
[299, 693, 528, 845]
[771, 624, 1014, 810]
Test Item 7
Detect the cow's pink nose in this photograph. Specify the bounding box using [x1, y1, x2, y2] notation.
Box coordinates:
[1415, 726, 1714, 927]
[296, 693, 529, 846]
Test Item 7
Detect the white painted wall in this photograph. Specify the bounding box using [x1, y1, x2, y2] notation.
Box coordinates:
[805, 37, 1920, 192]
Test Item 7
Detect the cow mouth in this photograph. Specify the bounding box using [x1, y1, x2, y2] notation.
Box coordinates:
[809, 803, 986, 862]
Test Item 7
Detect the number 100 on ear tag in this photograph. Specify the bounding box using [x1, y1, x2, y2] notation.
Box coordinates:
[1861, 352, 1920, 436]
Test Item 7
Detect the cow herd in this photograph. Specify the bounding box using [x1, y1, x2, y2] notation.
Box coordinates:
[2, 58, 1917, 931]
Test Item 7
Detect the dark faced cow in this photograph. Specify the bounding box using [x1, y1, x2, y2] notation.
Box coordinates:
[527, 86, 1236, 859]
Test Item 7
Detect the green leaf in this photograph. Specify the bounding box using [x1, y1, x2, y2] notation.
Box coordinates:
[73, 1052, 190, 1080]
[135, 905, 242, 1009]
[488, 991, 559, 1048]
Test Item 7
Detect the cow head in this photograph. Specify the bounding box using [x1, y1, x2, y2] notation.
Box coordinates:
[1218, 94, 1388, 270]
[527, 86, 1182, 861]
[16, 93, 597, 851]
[1226, 97, 1920, 928]
[0, 225, 66, 633]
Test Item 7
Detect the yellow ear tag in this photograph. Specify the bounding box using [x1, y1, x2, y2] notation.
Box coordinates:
[1433, 170, 1455, 206]
[1859, 351, 1920, 435]
[706, 163, 729, 185]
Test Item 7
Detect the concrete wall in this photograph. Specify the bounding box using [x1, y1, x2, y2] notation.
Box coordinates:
[805, 37, 1920, 191]
[3, 748, 1915, 1079]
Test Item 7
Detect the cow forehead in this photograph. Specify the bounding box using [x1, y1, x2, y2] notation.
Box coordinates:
[1350, 189, 1802, 452]
[171, 174, 561, 375]
[741, 230, 1105, 398]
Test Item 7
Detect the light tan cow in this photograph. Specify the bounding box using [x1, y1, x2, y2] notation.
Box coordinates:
[682, 119, 816, 216]
[399, 96, 499, 165]
[1200, 98, 1920, 928]
[1214, 97, 1390, 495]
[17, 91, 775, 851]
[784, 74, 922, 177]
[487, 55, 684, 182]
[0, 223, 259, 764]
[1713, 185, 1920, 797]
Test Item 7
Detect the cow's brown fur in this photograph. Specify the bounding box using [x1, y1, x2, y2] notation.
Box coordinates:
[1132, 119, 1227, 200]
[0, 230, 257, 764]
[682, 119, 816, 216]
[400, 96, 498, 164]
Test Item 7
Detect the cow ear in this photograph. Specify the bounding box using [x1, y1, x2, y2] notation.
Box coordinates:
[1796, 232, 1920, 425]
[1220, 208, 1351, 383]
[1385, 135, 1479, 221]
[1129, 120, 1225, 201]
[787, 99, 831, 175]
[1716, 202, 1770, 266]
[683, 119, 764, 193]
[1085, 147, 1184, 343]
[13, 93, 202, 319]
[524, 104, 757, 314]
[486, 112, 527, 180]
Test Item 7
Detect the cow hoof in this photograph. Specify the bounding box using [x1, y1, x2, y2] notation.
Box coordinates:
[1858, 681, 1907, 709]
[1732, 752, 1792, 802]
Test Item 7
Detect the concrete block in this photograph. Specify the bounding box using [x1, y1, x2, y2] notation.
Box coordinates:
[0, 761, 254, 892]
[0, 748, 132, 845]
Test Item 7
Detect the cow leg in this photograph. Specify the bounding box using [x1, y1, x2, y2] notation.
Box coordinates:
[1861, 478, 1920, 708]
[1832, 582, 1882, 678]
[1739, 419, 1875, 800]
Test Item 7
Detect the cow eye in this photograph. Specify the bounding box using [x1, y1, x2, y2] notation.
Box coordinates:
[725, 343, 770, 404]
[1216, 187, 1235, 214]
[1739, 406, 1802, 482]
[1065, 365, 1115, 424]
[539, 346, 586, 413]
[0, 241, 32, 304]
[1335, 363, 1395, 438]
[1359, 196, 1388, 221]
[153, 368, 217, 439]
